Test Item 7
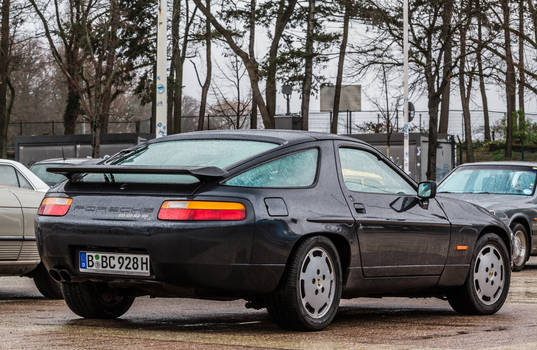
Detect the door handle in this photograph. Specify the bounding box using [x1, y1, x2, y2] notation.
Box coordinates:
[354, 203, 366, 214]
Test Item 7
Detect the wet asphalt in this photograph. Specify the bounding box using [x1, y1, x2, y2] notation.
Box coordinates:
[2, 259, 537, 349]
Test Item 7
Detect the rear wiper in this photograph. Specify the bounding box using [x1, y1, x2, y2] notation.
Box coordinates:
[105, 144, 148, 164]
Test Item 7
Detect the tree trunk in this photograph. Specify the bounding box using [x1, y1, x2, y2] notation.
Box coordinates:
[91, 118, 101, 158]
[265, 0, 298, 122]
[300, 0, 315, 131]
[458, 0, 473, 163]
[331, 0, 351, 134]
[438, 0, 453, 135]
[192, 0, 272, 128]
[198, 0, 212, 131]
[518, 0, 525, 128]
[249, 0, 257, 129]
[0, 0, 10, 158]
[170, 0, 181, 134]
[63, 82, 80, 135]
[502, 0, 516, 159]
[426, 96, 440, 180]
[477, 12, 491, 141]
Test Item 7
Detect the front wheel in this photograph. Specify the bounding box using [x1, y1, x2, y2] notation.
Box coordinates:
[447, 233, 510, 315]
[62, 282, 135, 319]
[267, 236, 342, 331]
[511, 223, 529, 271]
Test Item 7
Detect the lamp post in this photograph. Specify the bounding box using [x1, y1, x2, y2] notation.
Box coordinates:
[403, 0, 410, 174]
[282, 84, 292, 116]
[155, 0, 167, 138]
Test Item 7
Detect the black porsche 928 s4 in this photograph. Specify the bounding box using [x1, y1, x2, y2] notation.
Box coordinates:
[36, 130, 512, 331]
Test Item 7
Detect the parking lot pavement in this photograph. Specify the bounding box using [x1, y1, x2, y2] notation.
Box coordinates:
[2, 260, 537, 350]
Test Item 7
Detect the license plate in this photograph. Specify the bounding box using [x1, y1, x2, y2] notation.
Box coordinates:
[79, 251, 150, 277]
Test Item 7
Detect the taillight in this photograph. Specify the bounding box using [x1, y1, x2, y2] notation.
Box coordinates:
[38, 197, 73, 216]
[158, 201, 246, 221]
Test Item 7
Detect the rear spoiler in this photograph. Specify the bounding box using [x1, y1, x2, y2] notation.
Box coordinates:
[47, 165, 229, 182]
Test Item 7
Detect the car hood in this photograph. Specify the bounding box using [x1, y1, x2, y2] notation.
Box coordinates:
[437, 193, 529, 210]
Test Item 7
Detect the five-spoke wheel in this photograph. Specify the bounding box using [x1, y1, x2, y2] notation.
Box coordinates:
[267, 236, 342, 331]
[448, 233, 510, 315]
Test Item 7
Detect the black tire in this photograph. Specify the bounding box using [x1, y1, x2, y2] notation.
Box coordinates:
[511, 223, 530, 272]
[33, 263, 63, 300]
[448, 233, 510, 315]
[62, 282, 135, 319]
[267, 236, 342, 331]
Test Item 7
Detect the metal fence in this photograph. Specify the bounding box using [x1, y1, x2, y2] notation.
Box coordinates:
[308, 109, 537, 141]
[7, 109, 532, 147]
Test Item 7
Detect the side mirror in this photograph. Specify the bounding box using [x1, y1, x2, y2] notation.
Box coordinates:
[418, 181, 437, 199]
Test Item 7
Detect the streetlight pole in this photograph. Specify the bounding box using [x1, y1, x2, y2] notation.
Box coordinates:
[155, 0, 167, 138]
[403, 0, 410, 174]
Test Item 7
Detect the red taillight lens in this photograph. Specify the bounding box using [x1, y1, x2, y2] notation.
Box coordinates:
[38, 197, 73, 216]
[158, 201, 246, 221]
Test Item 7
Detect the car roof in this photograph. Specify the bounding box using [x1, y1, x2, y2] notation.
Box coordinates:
[459, 161, 537, 168]
[149, 130, 367, 146]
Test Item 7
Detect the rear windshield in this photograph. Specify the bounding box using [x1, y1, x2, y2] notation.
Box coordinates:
[82, 139, 279, 184]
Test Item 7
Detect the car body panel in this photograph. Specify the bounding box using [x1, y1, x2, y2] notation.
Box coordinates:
[35, 130, 511, 300]
[0, 186, 43, 275]
[0, 159, 49, 192]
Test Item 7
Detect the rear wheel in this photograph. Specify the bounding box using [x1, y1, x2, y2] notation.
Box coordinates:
[447, 233, 510, 315]
[33, 263, 63, 300]
[267, 236, 342, 331]
[511, 223, 529, 271]
[62, 282, 135, 319]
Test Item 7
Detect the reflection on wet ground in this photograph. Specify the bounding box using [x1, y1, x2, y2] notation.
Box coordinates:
[2, 260, 537, 349]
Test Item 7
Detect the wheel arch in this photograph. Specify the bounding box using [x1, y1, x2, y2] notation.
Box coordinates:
[480, 225, 512, 258]
[287, 232, 352, 287]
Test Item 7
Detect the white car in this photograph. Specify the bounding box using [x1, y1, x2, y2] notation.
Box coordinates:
[0, 159, 62, 298]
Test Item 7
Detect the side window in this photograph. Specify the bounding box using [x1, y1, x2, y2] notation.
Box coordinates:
[16, 171, 33, 190]
[225, 149, 318, 188]
[339, 148, 415, 195]
[0, 165, 19, 188]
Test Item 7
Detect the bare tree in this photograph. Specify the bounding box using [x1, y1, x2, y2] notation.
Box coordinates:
[197, 0, 211, 131]
[300, 0, 315, 130]
[0, 0, 11, 157]
[209, 55, 252, 129]
[501, 0, 516, 159]
[331, 0, 351, 134]
[458, 0, 474, 162]
[438, 0, 454, 136]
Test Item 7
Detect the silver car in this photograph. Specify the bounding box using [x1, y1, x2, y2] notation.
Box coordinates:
[0, 159, 61, 298]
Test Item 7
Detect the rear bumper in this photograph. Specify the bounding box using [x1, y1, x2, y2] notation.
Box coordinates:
[36, 216, 285, 296]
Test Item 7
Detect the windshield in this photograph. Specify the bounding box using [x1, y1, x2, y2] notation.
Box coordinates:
[438, 166, 537, 196]
[83, 139, 279, 184]
[30, 164, 68, 186]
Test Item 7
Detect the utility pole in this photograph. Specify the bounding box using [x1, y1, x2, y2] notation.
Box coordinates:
[155, 0, 167, 138]
[403, 0, 410, 174]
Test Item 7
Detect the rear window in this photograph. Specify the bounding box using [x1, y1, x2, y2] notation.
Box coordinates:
[82, 139, 278, 184]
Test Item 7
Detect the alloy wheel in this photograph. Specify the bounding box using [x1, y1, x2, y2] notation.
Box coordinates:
[298, 247, 335, 319]
[473, 244, 506, 305]
[512, 229, 527, 268]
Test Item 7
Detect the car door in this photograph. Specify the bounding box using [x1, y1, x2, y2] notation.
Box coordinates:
[335, 143, 451, 277]
[0, 187, 24, 260]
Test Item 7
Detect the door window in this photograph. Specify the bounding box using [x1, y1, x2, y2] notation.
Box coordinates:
[225, 149, 318, 188]
[0, 165, 19, 188]
[16, 171, 33, 190]
[339, 148, 415, 195]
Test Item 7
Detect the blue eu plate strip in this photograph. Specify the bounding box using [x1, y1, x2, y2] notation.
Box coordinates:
[80, 252, 87, 269]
